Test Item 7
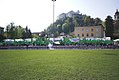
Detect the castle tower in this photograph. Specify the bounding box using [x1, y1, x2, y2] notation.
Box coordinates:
[113, 9, 119, 38]
[114, 9, 119, 20]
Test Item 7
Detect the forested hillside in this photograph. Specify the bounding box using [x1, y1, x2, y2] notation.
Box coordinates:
[45, 10, 102, 37]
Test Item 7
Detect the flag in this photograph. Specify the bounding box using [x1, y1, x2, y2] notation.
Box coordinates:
[70, 38, 79, 42]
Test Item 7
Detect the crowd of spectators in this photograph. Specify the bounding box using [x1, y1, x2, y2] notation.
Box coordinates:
[0, 44, 118, 50]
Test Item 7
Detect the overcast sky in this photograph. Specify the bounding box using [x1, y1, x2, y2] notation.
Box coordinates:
[0, 0, 119, 32]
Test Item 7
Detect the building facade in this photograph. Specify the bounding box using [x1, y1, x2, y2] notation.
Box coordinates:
[0, 27, 4, 41]
[58, 13, 66, 19]
[0, 27, 4, 35]
[73, 26, 104, 38]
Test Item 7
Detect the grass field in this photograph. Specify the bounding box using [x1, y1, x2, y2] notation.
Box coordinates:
[0, 50, 119, 80]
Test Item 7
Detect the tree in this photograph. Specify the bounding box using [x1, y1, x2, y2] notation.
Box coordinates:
[105, 16, 114, 38]
[15, 25, 24, 39]
[73, 16, 79, 27]
[32, 34, 39, 38]
[84, 16, 91, 26]
[6, 24, 10, 38]
[65, 17, 74, 33]
[94, 17, 102, 26]
[0, 34, 5, 41]
[57, 24, 62, 34]
[5, 22, 16, 39]
[22, 26, 32, 39]
[28, 29, 32, 38]
[62, 23, 69, 34]
[4, 22, 33, 40]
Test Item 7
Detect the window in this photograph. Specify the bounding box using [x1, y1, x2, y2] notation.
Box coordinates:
[87, 33, 89, 37]
[96, 34, 98, 37]
[96, 28, 99, 32]
[91, 33, 94, 37]
[86, 29, 89, 32]
[91, 28, 94, 32]
[82, 34, 84, 37]
[78, 34, 80, 37]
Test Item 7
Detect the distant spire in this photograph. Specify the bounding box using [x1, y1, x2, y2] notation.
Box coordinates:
[115, 9, 119, 20]
[116, 9, 118, 12]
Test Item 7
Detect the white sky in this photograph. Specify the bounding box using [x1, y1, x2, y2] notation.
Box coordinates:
[0, 0, 119, 32]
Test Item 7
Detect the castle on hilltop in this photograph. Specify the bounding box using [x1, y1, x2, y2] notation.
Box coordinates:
[58, 10, 82, 19]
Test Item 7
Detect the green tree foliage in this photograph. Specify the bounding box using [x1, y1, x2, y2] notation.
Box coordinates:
[5, 23, 16, 39]
[102, 21, 106, 28]
[47, 24, 59, 37]
[65, 17, 75, 33]
[0, 34, 5, 41]
[15, 25, 24, 39]
[32, 34, 39, 38]
[62, 23, 69, 34]
[105, 16, 114, 38]
[73, 16, 79, 27]
[5, 23, 32, 39]
[22, 26, 32, 39]
[57, 24, 62, 34]
[94, 17, 102, 26]
[84, 16, 91, 26]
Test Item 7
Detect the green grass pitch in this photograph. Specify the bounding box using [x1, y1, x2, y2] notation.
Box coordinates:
[0, 50, 119, 80]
